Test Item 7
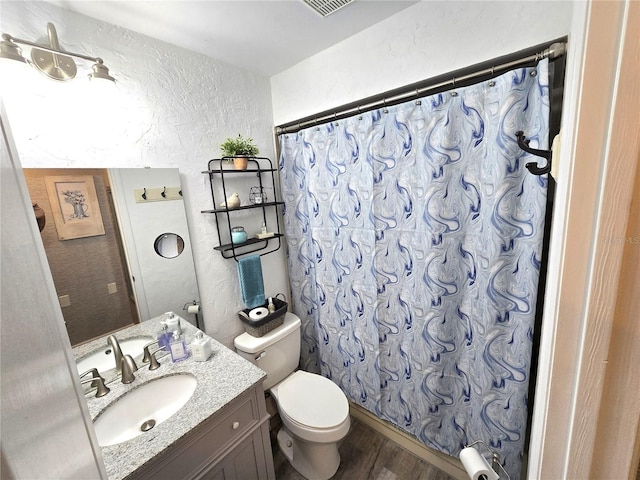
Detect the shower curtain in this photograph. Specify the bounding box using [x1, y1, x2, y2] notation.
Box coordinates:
[278, 59, 549, 478]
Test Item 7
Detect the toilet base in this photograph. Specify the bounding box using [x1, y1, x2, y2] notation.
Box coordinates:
[277, 427, 340, 480]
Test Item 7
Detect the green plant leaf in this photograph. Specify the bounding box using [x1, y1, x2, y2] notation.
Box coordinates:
[220, 134, 260, 157]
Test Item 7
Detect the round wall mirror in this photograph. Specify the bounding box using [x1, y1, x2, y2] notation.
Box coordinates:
[154, 233, 185, 259]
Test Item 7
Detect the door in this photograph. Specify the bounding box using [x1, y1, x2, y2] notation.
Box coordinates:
[109, 168, 199, 322]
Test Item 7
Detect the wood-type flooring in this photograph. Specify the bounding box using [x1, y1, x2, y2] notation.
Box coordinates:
[272, 418, 457, 480]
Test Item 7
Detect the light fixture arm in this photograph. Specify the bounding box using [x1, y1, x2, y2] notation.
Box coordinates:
[3, 29, 102, 64]
[1, 23, 115, 82]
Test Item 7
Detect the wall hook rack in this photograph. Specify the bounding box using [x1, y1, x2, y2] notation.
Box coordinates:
[515, 131, 552, 176]
[134, 186, 183, 203]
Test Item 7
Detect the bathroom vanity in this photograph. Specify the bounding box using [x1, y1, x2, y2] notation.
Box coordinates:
[74, 317, 275, 480]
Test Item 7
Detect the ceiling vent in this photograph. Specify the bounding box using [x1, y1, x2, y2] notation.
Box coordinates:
[303, 0, 354, 17]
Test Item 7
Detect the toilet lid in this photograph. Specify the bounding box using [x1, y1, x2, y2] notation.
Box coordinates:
[275, 371, 349, 429]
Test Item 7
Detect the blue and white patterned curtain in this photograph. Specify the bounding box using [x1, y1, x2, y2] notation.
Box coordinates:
[278, 59, 549, 478]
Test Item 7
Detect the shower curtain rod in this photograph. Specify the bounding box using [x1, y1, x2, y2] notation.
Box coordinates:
[275, 37, 567, 135]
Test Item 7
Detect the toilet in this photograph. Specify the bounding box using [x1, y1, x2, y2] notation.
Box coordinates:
[234, 312, 350, 480]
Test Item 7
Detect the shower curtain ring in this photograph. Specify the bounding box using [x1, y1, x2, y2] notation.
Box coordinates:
[383, 98, 388, 113]
[451, 78, 458, 97]
[415, 88, 422, 105]
[488, 66, 496, 87]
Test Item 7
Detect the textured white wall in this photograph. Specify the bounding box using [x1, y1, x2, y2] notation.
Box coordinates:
[3, 0, 574, 350]
[271, 0, 574, 125]
[1, 1, 288, 348]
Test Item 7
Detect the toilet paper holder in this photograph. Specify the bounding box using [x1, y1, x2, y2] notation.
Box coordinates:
[464, 440, 511, 480]
[182, 301, 201, 330]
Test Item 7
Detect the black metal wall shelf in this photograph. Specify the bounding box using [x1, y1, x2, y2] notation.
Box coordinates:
[202, 157, 283, 261]
[201, 201, 284, 215]
[203, 167, 278, 174]
[213, 234, 285, 254]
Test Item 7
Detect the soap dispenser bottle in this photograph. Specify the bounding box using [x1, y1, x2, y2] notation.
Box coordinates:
[157, 323, 171, 351]
[191, 331, 212, 361]
[164, 312, 180, 334]
[169, 330, 189, 362]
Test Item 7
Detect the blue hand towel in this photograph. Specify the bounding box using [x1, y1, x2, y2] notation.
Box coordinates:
[237, 255, 265, 309]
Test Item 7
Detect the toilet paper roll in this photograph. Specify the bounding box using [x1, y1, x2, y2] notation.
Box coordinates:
[459, 447, 499, 480]
[187, 304, 200, 314]
[249, 307, 269, 321]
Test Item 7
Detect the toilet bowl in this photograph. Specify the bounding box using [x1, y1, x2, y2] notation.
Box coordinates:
[234, 313, 351, 480]
[271, 370, 350, 479]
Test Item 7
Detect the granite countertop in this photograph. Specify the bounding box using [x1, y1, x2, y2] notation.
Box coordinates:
[73, 315, 266, 480]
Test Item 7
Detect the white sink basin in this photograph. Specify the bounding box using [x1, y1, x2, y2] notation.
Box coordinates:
[76, 336, 154, 375]
[93, 373, 197, 447]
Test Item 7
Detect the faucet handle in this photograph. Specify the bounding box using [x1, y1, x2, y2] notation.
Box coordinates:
[142, 344, 162, 371]
[79, 367, 100, 379]
[92, 376, 111, 398]
[142, 340, 166, 370]
[79, 373, 110, 398]
[79, 368, 101, 389]
[121, 354, 138, 384]
[141, 340, 160, 363]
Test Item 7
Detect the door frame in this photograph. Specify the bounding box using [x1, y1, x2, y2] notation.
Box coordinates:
[528, 1, 640, 478]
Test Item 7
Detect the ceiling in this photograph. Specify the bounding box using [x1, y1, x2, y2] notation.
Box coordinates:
[47, 0, 418, 77]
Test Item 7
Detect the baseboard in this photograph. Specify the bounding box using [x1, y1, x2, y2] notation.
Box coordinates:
[348, 402, 468, 480]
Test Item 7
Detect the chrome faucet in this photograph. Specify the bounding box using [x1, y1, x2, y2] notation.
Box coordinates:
[106, 335, 124, 373]
[120, 354, 138, 384]
[79, 368, 110, 398]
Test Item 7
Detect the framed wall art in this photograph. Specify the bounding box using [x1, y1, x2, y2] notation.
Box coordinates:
[44, 175, 105, 240]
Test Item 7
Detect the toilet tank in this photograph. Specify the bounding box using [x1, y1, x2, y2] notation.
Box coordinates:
[234, 312, 301, 390]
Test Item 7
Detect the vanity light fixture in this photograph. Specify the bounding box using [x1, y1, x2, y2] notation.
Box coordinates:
[0, 22, 115, 83]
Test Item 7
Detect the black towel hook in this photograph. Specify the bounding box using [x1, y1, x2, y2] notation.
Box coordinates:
[515, 131, 552, 175]
[161, 186, 167, 198]
[141, 188, 147, 200]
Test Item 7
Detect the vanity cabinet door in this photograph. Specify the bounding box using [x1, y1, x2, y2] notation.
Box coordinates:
[199, 429, 265, 480]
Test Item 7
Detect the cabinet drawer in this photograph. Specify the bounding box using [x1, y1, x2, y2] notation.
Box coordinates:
[206, 392, 259, 457]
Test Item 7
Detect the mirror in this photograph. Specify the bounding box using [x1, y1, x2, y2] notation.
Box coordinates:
[154, 233, 185, 259]
[23, 167, 200, 346]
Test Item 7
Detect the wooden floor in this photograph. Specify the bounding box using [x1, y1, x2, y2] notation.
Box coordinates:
[273, 418, 457, 480]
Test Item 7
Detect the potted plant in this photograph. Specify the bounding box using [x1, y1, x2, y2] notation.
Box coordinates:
[220, 134, 260, 170]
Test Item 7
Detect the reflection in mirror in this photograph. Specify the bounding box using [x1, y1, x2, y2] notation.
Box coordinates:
[23, 168, 200, 346]
[109, 168, 199, 325]
[154, 233, 185, 259]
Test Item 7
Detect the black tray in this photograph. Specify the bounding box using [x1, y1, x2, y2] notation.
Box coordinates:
[238, 296, 288, 327]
